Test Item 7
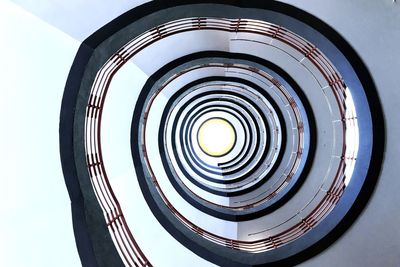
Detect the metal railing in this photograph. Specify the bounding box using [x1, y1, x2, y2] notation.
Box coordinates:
[84, 17, 357, 265]
[144, 63, 303, 208]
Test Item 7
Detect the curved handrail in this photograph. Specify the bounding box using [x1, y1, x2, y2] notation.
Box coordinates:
[84, 17, 357, 265]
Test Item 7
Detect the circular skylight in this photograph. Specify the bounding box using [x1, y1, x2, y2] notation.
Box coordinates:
[197, 118, 236, 157]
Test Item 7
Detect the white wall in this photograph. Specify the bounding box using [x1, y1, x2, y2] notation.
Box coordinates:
[0, 1, 81, 266]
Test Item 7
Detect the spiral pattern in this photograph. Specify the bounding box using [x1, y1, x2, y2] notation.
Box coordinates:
[60, 2, 383, 266]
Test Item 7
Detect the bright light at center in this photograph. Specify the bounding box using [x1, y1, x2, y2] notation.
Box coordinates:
[197, 118, 236, 157]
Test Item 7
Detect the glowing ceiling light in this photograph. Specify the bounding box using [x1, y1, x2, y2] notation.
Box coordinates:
[197, 118, 236, 157]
